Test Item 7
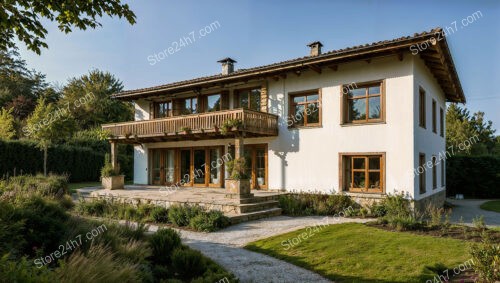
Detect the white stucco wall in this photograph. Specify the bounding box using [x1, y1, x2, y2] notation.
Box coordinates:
[266, 55, 415, 196]
[131, 54, 445, 199]
[412, 55, 447, 200]
[133, 99, 150, 184]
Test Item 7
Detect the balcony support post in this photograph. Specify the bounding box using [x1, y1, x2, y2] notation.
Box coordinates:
[234, 133, 244, 159]
[110, 141, 118, 170]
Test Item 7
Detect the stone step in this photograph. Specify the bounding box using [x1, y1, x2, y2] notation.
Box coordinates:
[227, 207, 282, 224]
[237, 200, 279, 214]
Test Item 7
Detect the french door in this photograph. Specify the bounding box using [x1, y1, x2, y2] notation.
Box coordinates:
[230, 144, 268, 190]
[151, 147, 223, 187]
[151, 149, 175, 185]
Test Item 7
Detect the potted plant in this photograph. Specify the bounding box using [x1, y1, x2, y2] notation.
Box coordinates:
[224, 157, 251, 196]
[180, 126, 192, 134]
[221, 119, 243, 135]
[101, 153, 125, 190]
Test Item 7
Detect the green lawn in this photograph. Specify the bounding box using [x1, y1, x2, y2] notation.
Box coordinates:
[245, 223, 469, 283]
[480, 200, 500, 213]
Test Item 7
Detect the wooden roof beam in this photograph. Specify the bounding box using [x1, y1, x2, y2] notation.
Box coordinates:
[308, 64, 322, 74]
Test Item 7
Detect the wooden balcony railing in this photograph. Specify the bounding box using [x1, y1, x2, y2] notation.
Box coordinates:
[102, 109, 278, 141]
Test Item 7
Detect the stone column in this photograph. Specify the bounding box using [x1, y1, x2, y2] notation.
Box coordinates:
[234, 134, 244, 159]
[110, 141, 118, 170]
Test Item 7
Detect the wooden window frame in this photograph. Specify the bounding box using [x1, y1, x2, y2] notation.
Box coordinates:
[419, 88, 426, 129]
[432, 99, 437, 133]
[440, 107, 444, 137]
[153, 100, 173, 119]
[341, 80, 385, 124]
[205, 93, 222, 112]
[288, 89, 322, 128]
[419, 153, 426, 194]
[339, 152, 385, 194]
[432, 155, 437, 190]
[234, 87, 261, 111]
[181, 96, 198, 115]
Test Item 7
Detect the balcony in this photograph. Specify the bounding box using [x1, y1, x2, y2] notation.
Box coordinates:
[102, 108, 279, 143]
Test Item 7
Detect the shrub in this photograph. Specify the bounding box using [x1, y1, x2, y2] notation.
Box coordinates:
[381, 194, 412, 218]
[369, 203, 387, 217]
[6, 196, 69, 257]
[447, 155, 500, 198]
[0, 139, 107, 182]
[189, 211, 230, 232]
[76, 199, 108, 216]
[0, 174, 69, 199]
[0, 254, 54, 283]
[151, 206, 169, 223]
[384, 215, 423, 231]
[469, 232, 500, 282]
[171, 247, 207, 279]
[55, 245, 142, 283]
[279, 192, 358, 216]
[168, 205, 203, 227]
[148, 228, 182, 266]
[377, 194, 425, 231]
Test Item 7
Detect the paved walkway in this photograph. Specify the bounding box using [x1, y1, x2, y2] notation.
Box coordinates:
[145, 215, 371, 283]
[448, 198, 500, 227]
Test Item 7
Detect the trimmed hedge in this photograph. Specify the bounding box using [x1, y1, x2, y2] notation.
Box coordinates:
[446, 155, 500, 198]
[0, 140, 132, 182]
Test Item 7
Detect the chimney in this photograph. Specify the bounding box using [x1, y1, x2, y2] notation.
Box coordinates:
[307, 41, 323, 56]
[217, 57, 237, 75]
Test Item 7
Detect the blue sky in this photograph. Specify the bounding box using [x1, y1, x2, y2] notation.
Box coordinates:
[17, 0, 500, 130]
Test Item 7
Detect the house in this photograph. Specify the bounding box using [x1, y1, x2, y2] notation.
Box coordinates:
[102, 28, 465, 209]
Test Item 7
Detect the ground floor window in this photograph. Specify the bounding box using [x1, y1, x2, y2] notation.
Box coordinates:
[419, 153, 426, 194]
[340, 153, 384, 193]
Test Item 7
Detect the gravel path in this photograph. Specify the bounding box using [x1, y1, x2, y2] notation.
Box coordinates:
[146, 215, 371, 283]
[448, 198, 500, 227]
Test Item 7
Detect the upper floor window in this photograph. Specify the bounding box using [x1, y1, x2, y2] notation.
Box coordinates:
[288, 90, 321, 127]
[154, 101, 172, 118]
[440, 107, 444, 137]
[343, 81, 384, 124]
[235, 88, 261, 111]
[432, 99, 437, 133]
[419, 88, 426, 128]
[182, 97, 198, 115]
[206, 94, 221, 112]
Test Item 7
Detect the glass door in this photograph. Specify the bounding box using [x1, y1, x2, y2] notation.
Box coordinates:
[209, 148, 222, 186]
[180, 149, 191, 186]
[255, 147, 266, 189]
[165, 149, 175, 184]
[151, 150, 162, 185]
[193, 149, 206, 185]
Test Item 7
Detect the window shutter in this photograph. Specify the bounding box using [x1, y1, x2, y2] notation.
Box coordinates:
[221, 90, 229, 110]
[260, 83, 268, 112]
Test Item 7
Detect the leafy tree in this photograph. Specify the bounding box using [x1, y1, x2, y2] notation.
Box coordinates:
[0, 108, 16, 140]
[5, 95, 35, 120]
[446, 104, 497, 155]
[0, 49, 47, 109]
[60, 69, 133, 129]
[0, 0, 136, 54]
[25, 99, 76, 176]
